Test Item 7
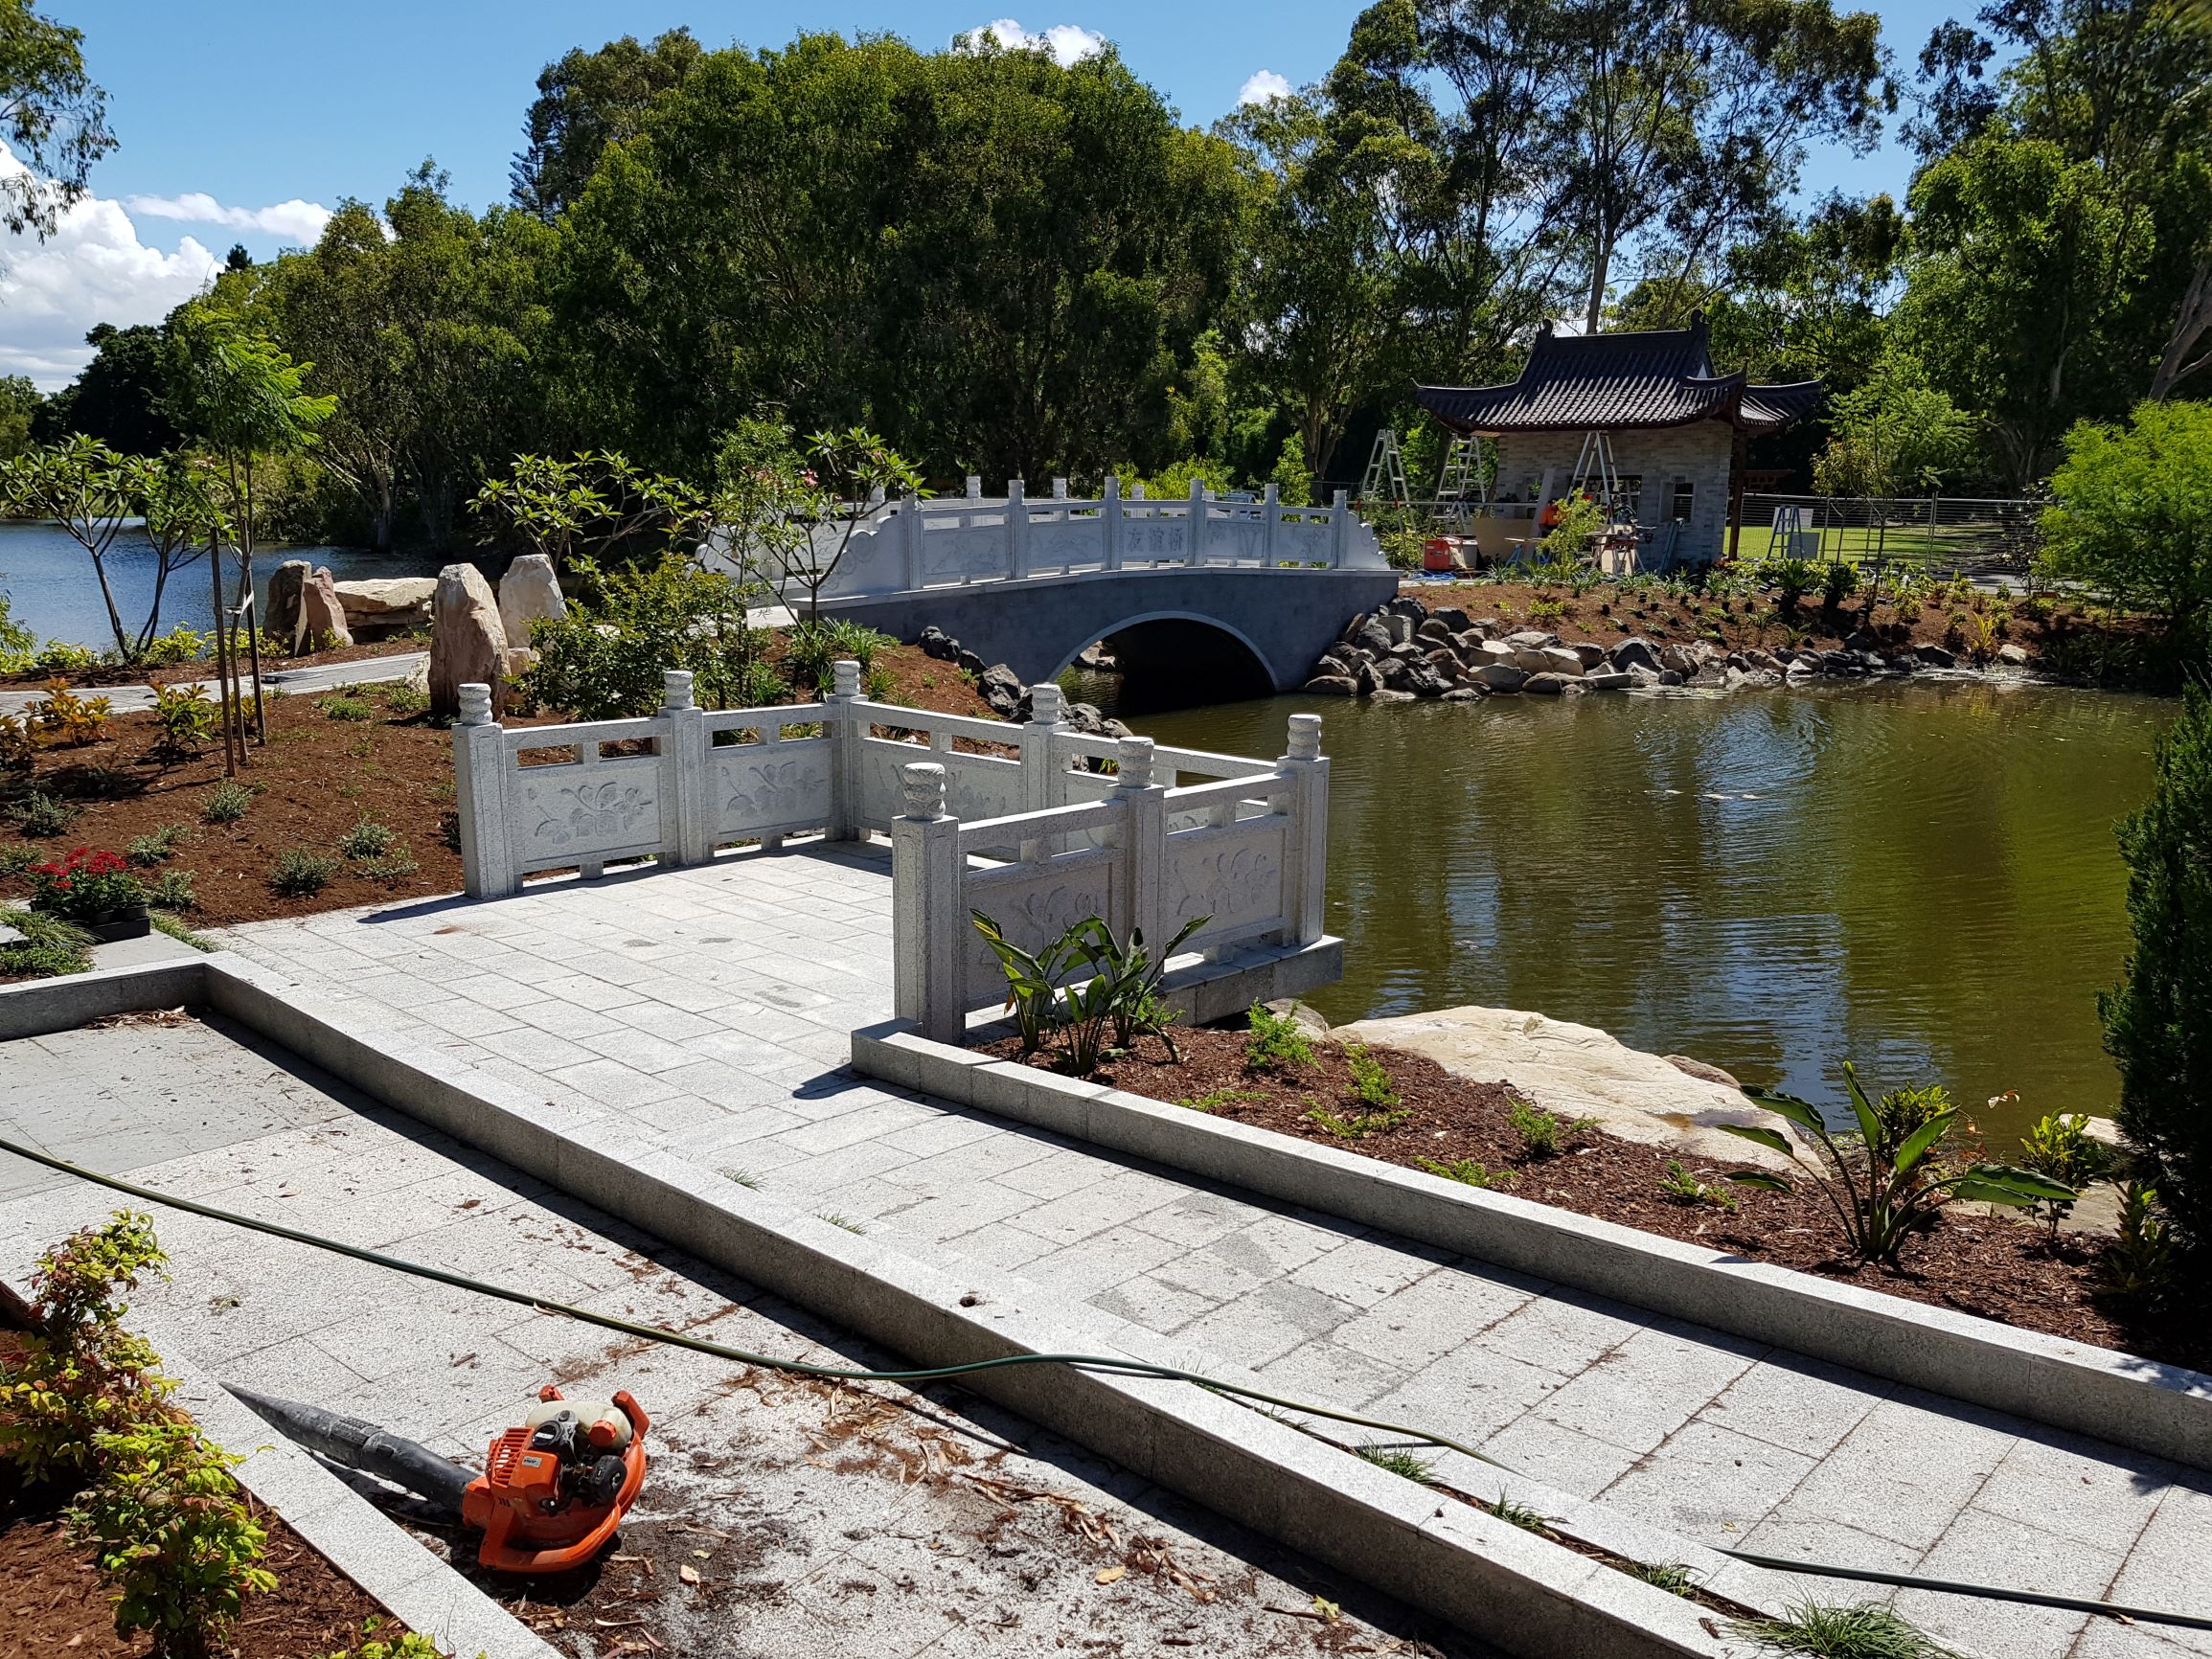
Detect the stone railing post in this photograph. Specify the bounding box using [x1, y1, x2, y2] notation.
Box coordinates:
[1021, 681, 1063, 813]
[1278, 713, 1329, 944]
[661, 670, 710, 868]
[1331, 489, 1352, 567]
[1263, 481, 1281, 565]
[826, 659, 861, 840]
[900, 491, 923, 592]
[1007, 477, 1029, 580]
[1103, 474, 1123, 571]
[452, 682, 515, 900]
[966, 474, 982, 502]
[891, 761, 963, 1042]
[1114, 736, 1165, 946]
[1187, 478, 1206, 566]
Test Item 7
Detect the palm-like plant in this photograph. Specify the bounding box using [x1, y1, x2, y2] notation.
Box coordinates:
[1721, 1061, 2076, 1264]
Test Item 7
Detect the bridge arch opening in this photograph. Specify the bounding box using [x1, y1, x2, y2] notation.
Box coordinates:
[1056, 613, 1274, 716]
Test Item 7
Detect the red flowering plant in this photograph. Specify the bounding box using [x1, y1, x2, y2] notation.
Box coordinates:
[31, 848, 148, 920]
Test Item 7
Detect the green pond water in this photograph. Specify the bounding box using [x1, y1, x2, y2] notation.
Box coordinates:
[1093, 676, 2171, 1146]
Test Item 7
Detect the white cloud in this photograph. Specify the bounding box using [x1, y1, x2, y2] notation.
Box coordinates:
[1237, 69, 1293, 105]
[124, 192, 331, 245]
[0, 149, 223, 387]
[966, 18, 1107, 67]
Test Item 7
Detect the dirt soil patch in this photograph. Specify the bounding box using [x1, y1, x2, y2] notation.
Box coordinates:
[981, 1027, 2212, 1375]
[0, 644, 999, 928]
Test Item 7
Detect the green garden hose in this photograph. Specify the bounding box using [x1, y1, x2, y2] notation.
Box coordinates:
[2, 1132, 2205, 1636]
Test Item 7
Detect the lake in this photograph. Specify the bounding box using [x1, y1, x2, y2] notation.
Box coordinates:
[1091, 676, 2169, 1145]
[0, 520, 469, 649]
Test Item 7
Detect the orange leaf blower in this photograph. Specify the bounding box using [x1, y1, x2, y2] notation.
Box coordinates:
[463, 1386, 651, 1574]
[233, 1383, 650, 1576]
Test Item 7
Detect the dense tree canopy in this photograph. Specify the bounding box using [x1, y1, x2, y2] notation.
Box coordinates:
[18, 2, 2208, 554]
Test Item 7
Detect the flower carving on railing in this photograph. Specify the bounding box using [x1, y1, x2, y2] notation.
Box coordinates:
[1174, 845, 1276, 923]
[728, 759, 822, 822]
[529, 779, 651, 848]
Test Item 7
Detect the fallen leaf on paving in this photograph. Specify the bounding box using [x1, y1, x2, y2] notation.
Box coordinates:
[1094, 1565, 1127, 1585]
[678, 1564, 701, 1585]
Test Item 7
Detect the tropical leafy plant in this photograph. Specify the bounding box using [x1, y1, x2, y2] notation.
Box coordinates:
[150, 684, 219, 754]
[1720, 1062, 2076, 1264]
[970, 909, 1205, 1071]
[28, 677, 112, 745]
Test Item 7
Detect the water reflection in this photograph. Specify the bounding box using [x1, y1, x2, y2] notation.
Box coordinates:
[1099, 677, 2167, 1142]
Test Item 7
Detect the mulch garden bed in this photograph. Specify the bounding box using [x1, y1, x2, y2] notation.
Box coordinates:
[0, 644, 1000, 930]
[0, 636, 428, 692]
[980, 1027, 2212, 1375]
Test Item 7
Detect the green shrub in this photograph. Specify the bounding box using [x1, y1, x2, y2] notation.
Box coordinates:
[2041, 401, 2212, 647]
[1658, 1159, 1735, 1209]
[0, 1212, 169, 1479]
[7, 788, 80, 837]
[315, 693, 374, 721]
[140, 625, 207, 667]
[353, 849, 421, 884]
[267, 847, 338, 897]
[1507, 1097, 1593, 1158]
[2101, 684, 2212, 1257]
[1414, 1156, 1516, 1189]
[2017, 1112, 2113, 1240]
[200, 781, 254, 823]
[336, 818, 396, 860]
[31, 639, 100, 674]
[146, 867, 197, 911]
[1244, 1002, 1316, 1073]
[378, 680, 430, 716]
[125, 823, 191, 867]
[0, 841, 37, 875]
[0, 902, 92, 977]
[151, 684, 219, 754]
[1344, 1044, 1400, 1110]
[67, 1418, 276, 1658]
[2104, 1181, 2176, 1301]
[521, 553, 767, 718]
[1821, 559, 1860, 609]
[1304, 1102, 1407, 1139]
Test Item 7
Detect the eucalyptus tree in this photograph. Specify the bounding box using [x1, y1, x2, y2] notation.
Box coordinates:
[1895, 0, 2212, 476]
[162, 307, 335, 755]
[511, 28, 702, 220]
[0, 0, 114, 241]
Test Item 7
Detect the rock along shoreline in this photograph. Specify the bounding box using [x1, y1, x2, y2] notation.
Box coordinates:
[1306, 594, 2035, 702]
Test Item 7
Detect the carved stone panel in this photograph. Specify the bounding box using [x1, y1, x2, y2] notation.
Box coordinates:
[512, 756, 665, 869]
[1164, 822, 1287, 942]
[713, 738, 832, 839]
[963, 857, 1118, 1004]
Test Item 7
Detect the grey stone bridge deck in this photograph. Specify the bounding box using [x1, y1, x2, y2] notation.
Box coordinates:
[191, 845, 2212, 1659]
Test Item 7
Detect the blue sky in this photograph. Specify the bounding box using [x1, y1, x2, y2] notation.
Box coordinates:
[0, 0, 1964, 385]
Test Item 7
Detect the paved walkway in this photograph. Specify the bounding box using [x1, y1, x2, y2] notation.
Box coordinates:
[205, 847, 2212, 1659]
[0, 1013, 1476, 1657]
[0, 650, 426, 716]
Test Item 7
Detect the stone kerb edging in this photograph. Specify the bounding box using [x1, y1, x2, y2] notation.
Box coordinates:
[850, 1021, 2212, 1475]
[0, 954, 1753, 1659]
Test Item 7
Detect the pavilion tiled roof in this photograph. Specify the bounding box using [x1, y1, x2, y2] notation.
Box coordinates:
[1415, 316, 1822, 436]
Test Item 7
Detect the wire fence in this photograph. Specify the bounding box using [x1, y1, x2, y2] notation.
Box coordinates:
[1741, 494, 2043, 577]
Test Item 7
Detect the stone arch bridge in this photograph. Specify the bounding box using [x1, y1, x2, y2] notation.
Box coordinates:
[808, 481, 1397, 693]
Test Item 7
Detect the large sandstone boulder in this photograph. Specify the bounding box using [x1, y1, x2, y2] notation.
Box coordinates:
[430, 562, 511, 718]
[1335, 1005, 1797, 1172]
[296, 566, 353, 650]
[334, 578, 435, 638]
[497, 553, 567, 646]
[264, 560, 310, 644]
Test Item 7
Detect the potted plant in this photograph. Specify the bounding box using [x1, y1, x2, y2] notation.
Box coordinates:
[30, 848, 150, 942]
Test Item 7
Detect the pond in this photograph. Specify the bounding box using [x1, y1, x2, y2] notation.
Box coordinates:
[0, 520, 482, 650]
[1092, 675, 2170, 1146]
